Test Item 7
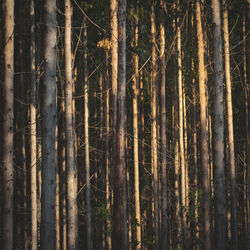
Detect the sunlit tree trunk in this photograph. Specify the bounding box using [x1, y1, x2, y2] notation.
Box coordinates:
[196, 1, 211, 249]
[139, 70, 147, 248]
[2, 0, 14, 249]
[83, 16, 92, 250]
[112, 0, 127, 248]
[172, 14, 181, 248]
[30, 0, 37, 248]
[212, 0, 226, 249]
[222, 1, 238, 248]
[40, 0, 57, 249]
[131, 2, 141, 248]
[160, 1, 168, 248]
[110, 0, 118, 176]
[151, 3, 159, 249]
[177, 3, 188, 248]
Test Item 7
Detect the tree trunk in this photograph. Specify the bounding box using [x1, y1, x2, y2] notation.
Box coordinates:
[160, 1, 168, 248]
[222, 1, 238, 248]
[55, 119, 60, 250]
[83, 16, 92, 250]
[2, 0, 14, 249]
[151, 3, 159, 249]
[244, 1, 250, 247]
[183, 90, 189, 213]
[132, 2, 141, 248]
[196, 1, 211, 249]
[65, 1, 78, 249]
[112, 0, 127, 248]
[104, 51, 111, 250]
[212, 0, 226, 249]
[30, 0, 37, 248]
[60, 84, 67, 250]
[110, 0, 118, 176]
[177, 3, 188, 248]
[40, 0, 57, 249]
[172, 14, 181, 249]
[192, 59, 199, 247]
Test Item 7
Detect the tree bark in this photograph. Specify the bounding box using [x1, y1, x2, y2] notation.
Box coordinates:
[65, 1, 78, 249]
[160, 1, 168, 248]
[55, 119, 60, 250]
[112, 0, 127, 249]
[2, 0, 14, 249]
[196, 1, 211, 249]
[244, 1, 250, 247]
[132, 2, 141, 248]
[151, 3, 159, 249]
[212, 0, 226, 249]
[40, 0, 57, 249]
[30, 0, 37, 248]
[110, 0, 118, 177]
[104, 51, 111, 250]
[83, 16, 92, 250]
[177, 3, 188, 248]
[222, 1, 238, 248]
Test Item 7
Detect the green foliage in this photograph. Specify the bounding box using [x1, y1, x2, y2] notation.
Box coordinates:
[94, 203, 111, 222]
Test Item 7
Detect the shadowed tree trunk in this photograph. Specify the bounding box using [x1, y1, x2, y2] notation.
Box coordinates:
[244, 1, 250, 247]
[65, 0, 78, 249]
[2, 0, 14, 249]
[160, 0, 168, 248]
[40, 0, 57, 249]
[212, 0, 226, 249]
[112, 0, 127, 249]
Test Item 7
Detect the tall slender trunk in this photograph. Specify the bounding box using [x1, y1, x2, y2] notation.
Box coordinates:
[160, 1, 168, 248]
[83, 17, 92, 250]
[112, 0, 127, 248]
[60, 85, 67, 250]
[177, 3, 188, 248]
[104, 51, 111, 250]
[139, 70, 146, 248]
[196, 1, 211, 249]
[151, 3, 159, 249]
[183, 90, 189, 212]
[244, 0, 250, 247]
[65, 1, 78, 249]
[2, 0, 14, 249]
[110, 0, 118, 175]
[172, 14, 181, 248]
[41, 0, 57, 249]
[212, 0, 226, 249]
[192, 59, 199, 246]
[30, 0, 37, 248]
[55, 118, 60, 250]
[132, 2, 141, 248]
[222, 1, 238, 248]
